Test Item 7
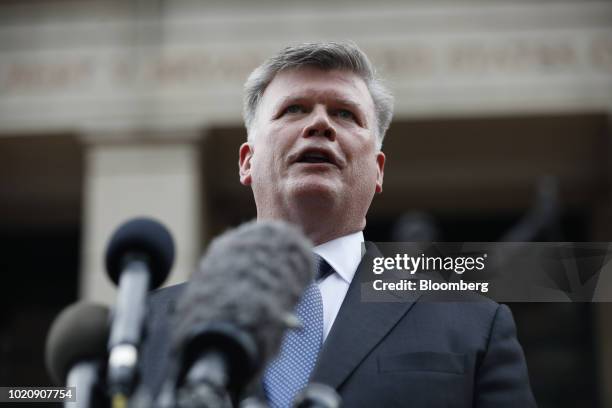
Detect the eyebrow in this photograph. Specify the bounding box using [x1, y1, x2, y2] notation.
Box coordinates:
[274, 95, 366, 116]
[273, 96, 304, 113]
[334, 98, 364, 114]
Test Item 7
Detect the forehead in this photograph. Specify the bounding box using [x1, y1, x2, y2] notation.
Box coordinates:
[260, 67, 375, 114]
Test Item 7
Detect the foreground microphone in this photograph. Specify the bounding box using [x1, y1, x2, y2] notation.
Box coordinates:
[105, 217, 175, 401]
[294, 383, 342, 408]
[45, 302, 110, 408]
[169, 220, 315, 408]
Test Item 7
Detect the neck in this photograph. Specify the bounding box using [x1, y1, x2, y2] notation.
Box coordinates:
[256, 203, 365, 246]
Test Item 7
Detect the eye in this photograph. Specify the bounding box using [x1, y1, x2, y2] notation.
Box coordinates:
[336, 109, 356, 121]
[284, 104, 306, 114]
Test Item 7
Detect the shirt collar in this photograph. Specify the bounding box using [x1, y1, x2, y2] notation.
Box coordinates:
[313, 231, 364, 284]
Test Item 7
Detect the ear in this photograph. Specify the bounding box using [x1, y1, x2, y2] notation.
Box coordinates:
[375, 151, 385, 194]
[238, 142, 254, 186]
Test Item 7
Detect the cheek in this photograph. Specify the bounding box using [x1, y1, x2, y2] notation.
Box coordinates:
[351, 145, 380, 181]
[251, 138, 286, 175]
[251, 150, 274, 177]
[265, 125, 295, 158]
[345, 137, 377, 165]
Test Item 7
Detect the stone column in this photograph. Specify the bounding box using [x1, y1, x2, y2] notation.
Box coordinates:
[79, 129, 203, 305]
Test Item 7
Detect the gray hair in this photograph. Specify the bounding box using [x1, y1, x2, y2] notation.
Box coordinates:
[243, 41, 394, 149]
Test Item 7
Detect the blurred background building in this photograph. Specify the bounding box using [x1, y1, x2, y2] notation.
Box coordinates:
[1, 0, 611, 406]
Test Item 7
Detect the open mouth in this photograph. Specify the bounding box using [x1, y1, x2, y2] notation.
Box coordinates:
[295, 149, 336, 166]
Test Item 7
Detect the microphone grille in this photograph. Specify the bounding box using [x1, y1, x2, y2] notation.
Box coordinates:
[105, 217, 175, 289]
[45, 302, 110, 385]
[174, 220, 315, 366]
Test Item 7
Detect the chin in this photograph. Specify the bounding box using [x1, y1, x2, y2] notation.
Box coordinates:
[288, 179, 338, 202]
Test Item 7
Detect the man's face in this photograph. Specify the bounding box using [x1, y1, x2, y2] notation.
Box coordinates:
[239, 67, 385, 231]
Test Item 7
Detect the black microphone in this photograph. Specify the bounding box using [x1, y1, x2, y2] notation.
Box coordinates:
[105, 217, 175, 400]
[167, 220, 315, 408]
[45, 302, 110, 408]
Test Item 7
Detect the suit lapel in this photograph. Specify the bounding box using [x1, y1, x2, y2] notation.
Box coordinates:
[310, 242, 421, 389]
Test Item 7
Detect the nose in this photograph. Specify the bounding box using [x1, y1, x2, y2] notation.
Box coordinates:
[303, 106, 336, 141]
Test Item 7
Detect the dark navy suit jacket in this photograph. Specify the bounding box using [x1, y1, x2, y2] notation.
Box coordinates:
[139, 244, 536, 407]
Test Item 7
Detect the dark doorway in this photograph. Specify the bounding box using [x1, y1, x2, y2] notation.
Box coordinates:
[0, 135, 83, 405]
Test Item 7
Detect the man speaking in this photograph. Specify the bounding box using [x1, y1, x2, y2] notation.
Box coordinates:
[141, 42, 536, 407]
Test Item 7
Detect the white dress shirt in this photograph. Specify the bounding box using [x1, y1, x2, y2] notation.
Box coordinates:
[312, 231, 364, 340]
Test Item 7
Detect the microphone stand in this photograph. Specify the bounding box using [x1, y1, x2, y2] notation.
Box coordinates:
[176, 351, 233, 408]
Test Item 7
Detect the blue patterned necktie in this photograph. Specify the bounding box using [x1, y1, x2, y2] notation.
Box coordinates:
[263, 255, 333, 408]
